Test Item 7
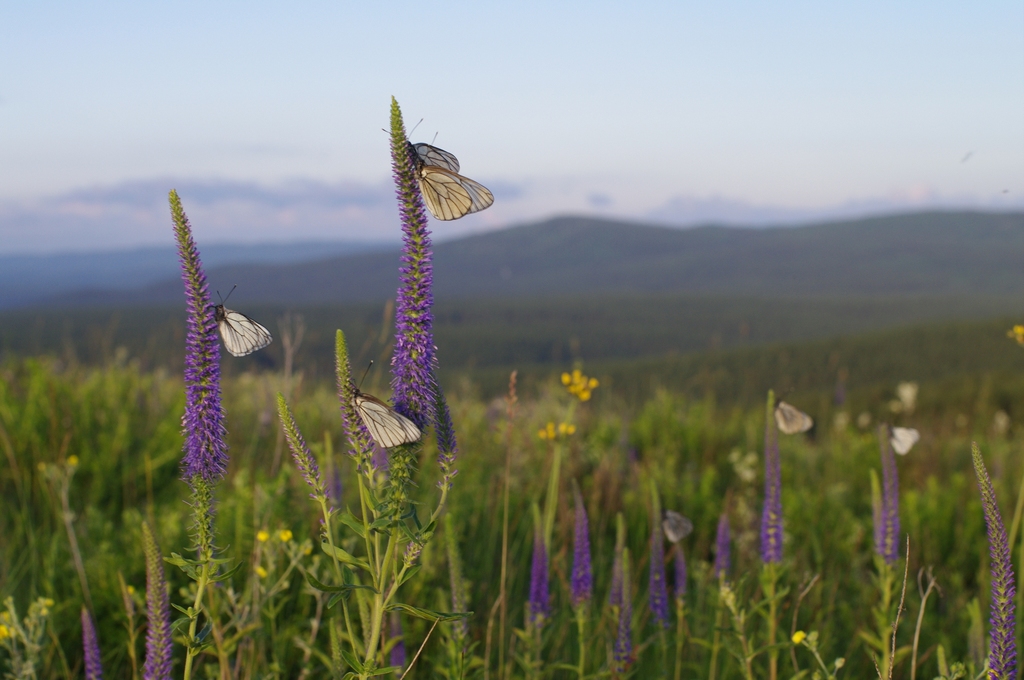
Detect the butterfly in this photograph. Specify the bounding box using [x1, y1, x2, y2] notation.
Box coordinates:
[889, 426, 920, 455]
[214, 304, 272, 357]
[354, 388, 422, 449]
[774, 400, 814, 434]
[662, 510, 694, 543]
[409, 142, 494, 221]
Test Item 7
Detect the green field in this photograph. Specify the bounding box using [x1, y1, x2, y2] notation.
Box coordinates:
[3, 298, 1024, 678]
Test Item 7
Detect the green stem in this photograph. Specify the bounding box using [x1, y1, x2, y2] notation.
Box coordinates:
[765, 564, 779, 680]
[182, 560, 212, 680]
[709, 594, 723, 680]
[575, 607, 586, 679]
[674, 599, 687, 680]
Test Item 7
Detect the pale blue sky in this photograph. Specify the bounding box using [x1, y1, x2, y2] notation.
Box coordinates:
[1, 1, 1022, 252]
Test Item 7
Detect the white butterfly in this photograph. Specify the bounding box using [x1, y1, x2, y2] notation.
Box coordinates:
[354, 389, 422, 449]
[409, 142, 494, 221]
[890, 427, 920, 455]
[775, 401, 813, 434]
[662, 510, 694, 543]
[214, 304, 272, 357]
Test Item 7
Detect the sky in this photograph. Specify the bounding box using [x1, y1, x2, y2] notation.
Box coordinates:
[1, 1, 1022, 253]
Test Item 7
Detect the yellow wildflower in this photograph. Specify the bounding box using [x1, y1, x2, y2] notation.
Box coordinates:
[0, 624, 10, 640]
[278, 529, 293, 543]
[538, 422, 557, 440]
[791, 630, 807, 644]
[67, 455, 79, 467]
[303, 544, 312, 555]
[127, 585, 135, 595]
[256, 530, 270, 543]
[255, 566, 268, 578]
[563, 369, 599, 402]
[1009, 325, 1024, 345]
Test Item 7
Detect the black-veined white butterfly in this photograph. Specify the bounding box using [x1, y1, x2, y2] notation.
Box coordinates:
[662, 510, 694, 543]
[775, 400, 813, 434]
[354, 389, 422, 449]
[889, 426, 920, 455]
[214, 304, 272, 357]
[409, 142, 494, 221]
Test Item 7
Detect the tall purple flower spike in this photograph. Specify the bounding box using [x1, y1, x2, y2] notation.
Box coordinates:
[674, 544, 688, 601]
[570, 486, 593, 609]
[876, 425, 901, 565]
[649, 522, 670, 628]
[713, 513, 731, 579]
[277, 395, 327, 502]
[760, 397, 783, 564]
[81, 608, 103, 680]
[388, 97, 436, 430]
[528, 526, 549, 624]
[171, 191, 227, 484]
[434, 382, 459, 492]
[972, 443, 1017, 680]
[142, 521, 172, 680]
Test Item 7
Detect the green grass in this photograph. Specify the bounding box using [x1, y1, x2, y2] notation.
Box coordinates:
[1, 343, 1022, 678]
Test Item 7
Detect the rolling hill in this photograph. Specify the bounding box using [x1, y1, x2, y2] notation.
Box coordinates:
[43, 210, 1024, 307]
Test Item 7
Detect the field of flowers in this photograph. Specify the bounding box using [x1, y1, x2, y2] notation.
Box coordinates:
[1, 99, 1021, 680]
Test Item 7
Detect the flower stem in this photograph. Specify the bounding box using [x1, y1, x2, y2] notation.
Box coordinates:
[182, 560, 211, 680]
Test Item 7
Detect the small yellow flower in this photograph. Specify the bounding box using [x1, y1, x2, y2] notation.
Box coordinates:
[278, 529, 293, 543]
[0, 624, 10, 640]
[256, 530, 270, 543]
[303, 544, 312, 556]
[255, 566, 268, 579]
[561, 372, 572, 386]
[791, 630, 807, 645]
[566, 424, 576, 435]
[563, 369, 599, 402]
[66, 455, 79, 467]
[538, 422, 557, 440]
[1009, 325, 1024, 345]
[127, 585, 135, 595]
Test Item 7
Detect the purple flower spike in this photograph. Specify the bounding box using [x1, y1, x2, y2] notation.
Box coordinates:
[528, 526, 549, 624]
[171, 191, 227, 485]
[972, 443, 1017, 680]
[81, 608, 103, 680]
[613, 548, 633, 671]
[388, 98, 436, 429]
[570, 486, 593, 609]
[142, 521, 172, 680]
[761, 396, 783, 564]
[389, 612, 406, 671]
[649, 522, 670, 628]
[876, 425, 901, 565]
[434, 382, 459, 492]
[674, 544, 688, 601]
[713, 513, 731, 580]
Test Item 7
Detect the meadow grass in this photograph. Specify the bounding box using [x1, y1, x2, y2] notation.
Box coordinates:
[0, 351, 1020, 678]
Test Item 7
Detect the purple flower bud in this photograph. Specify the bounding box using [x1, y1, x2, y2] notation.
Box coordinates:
[760, 401, 783, 564]
[389, 612, 406, 671]
[613, 548, 633, 671]
[649, 523, 670, 628]
[674, 544, 688, 601]
[714, 513, 731, 579]
[876, 425, 901, 564]
[388, 98, 436, 430]
[570, 486, 593, 609]
[528, 526, 549, 624]
[972, 443, 1017, 680]
[142, 521, 172, 680]
[434, 382, 459, 492]
[277, 395, 327, 501]
[81, 608, 103, 680]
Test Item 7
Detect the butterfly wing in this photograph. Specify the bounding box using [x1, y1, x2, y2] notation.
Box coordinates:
[775, 401, 813, 434]
[412, 142, 460, 173]
[890, 427, 920, 455]
[662, 510, 694, 543]
[417, 166, 494, 221]
[217, 306, 273, 357]
[355, 392, 422, 448]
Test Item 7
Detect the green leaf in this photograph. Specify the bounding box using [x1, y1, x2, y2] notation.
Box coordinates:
[320, 542, 370, 571]
[338, 511, 367, 539]
[171, 603, 194, 617]
[397, 565, 421, 587]
[305, 571, 376, 594]
[385, 602, 471, 622]
[367, 666, 402, 677]
[210, 561, 243, 583]
[339, 648, 365, 674]
[368, 517, 393, 533]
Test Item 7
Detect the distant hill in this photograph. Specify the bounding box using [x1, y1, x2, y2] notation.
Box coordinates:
[45, 210, 1024, 307]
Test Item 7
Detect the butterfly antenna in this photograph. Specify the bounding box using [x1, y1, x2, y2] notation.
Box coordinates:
[357, 360, 374, 390]
[431, 131, 439, 145]
[409, 118, 424, 136]
[221, 284, 238, 305]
